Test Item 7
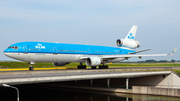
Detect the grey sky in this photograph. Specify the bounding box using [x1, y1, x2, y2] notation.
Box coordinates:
[0, 0, 179, 61]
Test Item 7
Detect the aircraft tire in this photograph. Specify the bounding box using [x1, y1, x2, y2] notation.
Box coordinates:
[106, 65, 108, 69]
[29, 67, 34, 71]
[77, 65, 80, 69]
[91, 66, 96, 69]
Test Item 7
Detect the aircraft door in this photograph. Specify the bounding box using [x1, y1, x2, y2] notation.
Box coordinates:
[53, 47, 57, 55]
[23, 45, 31, 61]
[23, 46, 28, 54]
[88, 49, 92, 55]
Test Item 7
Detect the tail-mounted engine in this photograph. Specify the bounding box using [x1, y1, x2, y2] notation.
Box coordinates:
[116, 39, 140, 49]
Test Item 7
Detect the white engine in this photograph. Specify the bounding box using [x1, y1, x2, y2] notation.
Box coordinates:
[85, 57, 102, 66]
[116, 39, 140, 49]
[116, 25, 140, 49]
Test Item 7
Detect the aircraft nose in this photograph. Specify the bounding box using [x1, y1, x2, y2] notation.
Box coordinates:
[4, 52, 9, 57]
[4, 48, 9, 52]
[4, 49, 11, 57]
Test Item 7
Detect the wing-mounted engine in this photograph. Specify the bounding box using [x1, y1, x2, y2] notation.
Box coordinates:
[116, 25, 140, 49]
[85, 57, 102, 66]
[116, 39, 140, 49]
[53, 62, 70, 66]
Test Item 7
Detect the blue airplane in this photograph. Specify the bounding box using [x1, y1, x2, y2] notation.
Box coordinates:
[3, 25, 177, 70]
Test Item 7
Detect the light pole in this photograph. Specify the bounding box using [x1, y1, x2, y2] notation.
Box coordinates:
[2, 84, 19, 101]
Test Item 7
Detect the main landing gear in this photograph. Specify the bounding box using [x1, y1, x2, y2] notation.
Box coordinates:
[91, 66, 96, 69]
[91, 65, 108, 69]
[77, 62, 86, 69]
[29, 62, 34, 71]
[77, 62, 109, 69]
[99, 65, 108, 69]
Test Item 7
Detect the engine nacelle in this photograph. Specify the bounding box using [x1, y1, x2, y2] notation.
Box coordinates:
[85, 57, 102, 66]
[53, 62, 70, 66]
[116, 39, 140, 49]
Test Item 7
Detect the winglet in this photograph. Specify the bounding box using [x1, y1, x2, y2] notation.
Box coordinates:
[169, 47, 177, 56]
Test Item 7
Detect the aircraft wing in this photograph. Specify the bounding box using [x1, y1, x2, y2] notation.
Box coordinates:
[102, 47, 177, 59]
[80, 47, 177, 60]
[101, 54, 168, 60]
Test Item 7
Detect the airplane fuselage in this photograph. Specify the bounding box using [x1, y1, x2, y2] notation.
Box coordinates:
[4, 42, 135, 63]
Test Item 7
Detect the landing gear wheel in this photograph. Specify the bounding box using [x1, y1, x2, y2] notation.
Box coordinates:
[77, 65, 80, 69]
[29, 67, 34, 71]
[91, 66, 96, 69]
[99, 65, 108, 69]
[83, 65, 86, 69]
[29, 62, 34, 71]
[99, 65, 103, 69]
[77, 64, 87, 69]
[105, 65, 108, 69]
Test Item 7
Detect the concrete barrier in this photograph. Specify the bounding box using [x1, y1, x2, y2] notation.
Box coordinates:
[133, 86, 180, 97]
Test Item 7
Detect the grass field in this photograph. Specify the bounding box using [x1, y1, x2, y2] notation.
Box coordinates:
[172, 69, 180, 76]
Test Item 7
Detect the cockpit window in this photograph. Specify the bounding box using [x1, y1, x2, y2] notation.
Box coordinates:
[8, 46, 18, 49]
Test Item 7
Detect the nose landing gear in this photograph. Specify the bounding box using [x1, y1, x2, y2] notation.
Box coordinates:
[29, 62, 34, 71]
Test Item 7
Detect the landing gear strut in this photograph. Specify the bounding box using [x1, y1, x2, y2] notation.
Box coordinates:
[77, 62, 86, 69]
[29, 62, 34, 71]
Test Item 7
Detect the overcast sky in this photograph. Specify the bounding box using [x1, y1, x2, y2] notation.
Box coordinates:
[0, 0, 179, 61]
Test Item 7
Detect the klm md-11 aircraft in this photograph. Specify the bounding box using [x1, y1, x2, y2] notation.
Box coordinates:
[4, 25, 177, 70]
